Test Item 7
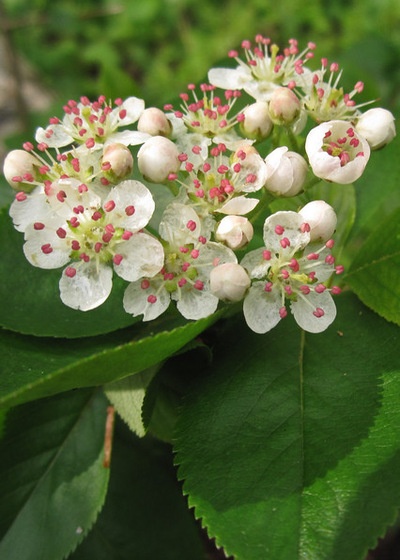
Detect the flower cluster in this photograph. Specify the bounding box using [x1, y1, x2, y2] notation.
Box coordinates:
[3, 36, 396, 334]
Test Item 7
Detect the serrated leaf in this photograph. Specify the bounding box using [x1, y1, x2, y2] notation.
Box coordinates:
[0, 310, 222, 410]
[0, 209, 137, 338]
[104, 367, 158, 437]
[68, 421, 205, 560]
[0, 389, 110, 560]
[345, 207, 400, 326]
[174, 293, 400, 560]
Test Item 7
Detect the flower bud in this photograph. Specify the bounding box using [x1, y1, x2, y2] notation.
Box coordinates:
[298, 200, 337, 242]
[268, 87, 301, 126]
[215, 215, 254, 249]
[137, 107, 172, 137]
[102, 143, 133, 181]
[210, 262, 250, 302]
[137, 136, 180, 183]
[355, 108, 396, 150]
[241, 101, 273, 140]
[3, 149, 40, 192]
[264, 146, 308, 196]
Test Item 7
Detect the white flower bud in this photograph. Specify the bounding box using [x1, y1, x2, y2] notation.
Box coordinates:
[264, 146, 308, 196]
[268, 87, 301, 126]
[3, 149, 40, 191]
[102, 143, 133, 180]
[298, 200, 337, 242]
[137, 136, 180, 183]
[210, 262, 250, 302]
[355, 108, 396, 150]
[137, 107, 172, 137]
[241, 101, 273, 140]
[215, 215, 254, 249]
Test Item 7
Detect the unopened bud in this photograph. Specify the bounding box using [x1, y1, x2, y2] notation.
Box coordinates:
[137, 107, 172, 137]
[264, 147, 308, 197]
[137, 136, 180, 183]
[241, 102, 273, 140]
[210, 262, 250, 302]
[268, 87, 301, 126]
[216, 215, 254, 249]
[3, 149, 40, 192]
[355, 108, 396, 150]
[102, 143, 133, 181]
[298, 200, 337, 242]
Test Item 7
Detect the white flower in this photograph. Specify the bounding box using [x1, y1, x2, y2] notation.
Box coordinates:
[208, 36, 316, 101]
[3, 149, 42, 191]
[137, 107, 172, 137]
[305, 120, 370, 184]
[241, 211, 342, 334]
[268, 87, 301, 125]
[298, 200, 337, 242]
[241, 101, 273, 140]
[123, 203, 237, 321]
[35, 96, 150, 150]
[210, 262, 250, 302]
[355, 108, 396, 150]
[264, 146, 308, 196]
[174, 143, 267, 224]
[18, 178, 164, 311]
[301, 60, 369, 122]
[165, 83, 249, 156]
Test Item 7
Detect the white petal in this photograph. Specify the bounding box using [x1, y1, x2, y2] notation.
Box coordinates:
[208, 67, 251, 90]
[35, 125, 73, 148]
[10, 186, 54, 232]
[243, 282, 282, 333]
[123, 279, 170, 321]
[220, 196, 259, 215]
[23, 223, 70, 269]
[104, 180, 155, 231]
[117, 97, 145, 125]
[59, 261, 113, 311]
[291, 290, 336, 333]
[241, 248, 270, 279]
[263, 211, 310, 254]
[174, 288, 218, 320]
[159, 203, 200, 246]
[107, 130, 151, 147]
[114, 233, 164, 282]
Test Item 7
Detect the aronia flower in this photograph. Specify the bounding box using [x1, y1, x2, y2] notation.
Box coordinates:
[241, 211, 342, 334]
[305, 120, 370, 184]
[35, 95, 150, 150]
[123, 203, 237, 321]
[14, 179, 164, 310]
[208, 36, 316, 101]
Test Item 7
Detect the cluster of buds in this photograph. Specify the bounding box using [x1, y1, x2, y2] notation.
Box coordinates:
[3, 36, 396, 334]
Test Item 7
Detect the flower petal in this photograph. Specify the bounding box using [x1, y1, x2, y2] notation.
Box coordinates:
[123, 279, 170, 321]
[291, 290, 336, 333]
[59, 261, 113, 311]
[114, 232, 164, 282]
[174, 288, 218, 320]
[243, 282, 282, 334]
[104, 180, 155, 231]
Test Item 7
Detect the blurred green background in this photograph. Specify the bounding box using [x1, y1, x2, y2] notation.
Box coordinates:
[1, 0, 399, 124]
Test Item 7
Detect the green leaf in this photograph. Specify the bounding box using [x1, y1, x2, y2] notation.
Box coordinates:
[104, 367, 159, 437]
[0, 209, 138, 338]
[69, 420, 205, 560]
[174, 293, 400, 560]
[0, 310, 223, 410]
[345, 207, 400, 326]
[0, 389, 110, 560]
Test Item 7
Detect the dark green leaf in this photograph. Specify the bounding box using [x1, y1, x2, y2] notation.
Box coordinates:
[0, 310, 223, 409]
[174, 293, 400, 560]
[0, 389, 110, 560]
[0, 209, 137, 338]
[345, 207, 400, 326]
[69, 421, 205, 560]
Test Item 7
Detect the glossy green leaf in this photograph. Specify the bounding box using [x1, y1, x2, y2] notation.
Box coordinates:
[0, 389, 110, 560]
[0, 209, 138, 338]
[174, 293, 400, 560]
[69, 421, 205, 560]
[0, 310, 222, 410]
[345, 207, 400, 326]
[104, 367, 159, 437]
